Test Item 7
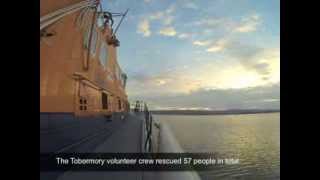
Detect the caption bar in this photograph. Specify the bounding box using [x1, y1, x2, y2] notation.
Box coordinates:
[40, 153, 239, 171]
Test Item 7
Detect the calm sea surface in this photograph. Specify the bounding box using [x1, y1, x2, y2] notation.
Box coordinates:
[154, 113, 280, 180]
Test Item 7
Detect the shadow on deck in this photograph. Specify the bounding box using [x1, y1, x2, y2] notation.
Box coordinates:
[40, 112, 145, 180]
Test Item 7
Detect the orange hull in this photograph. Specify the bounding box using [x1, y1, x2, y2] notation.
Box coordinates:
[40, 0, 129, 116]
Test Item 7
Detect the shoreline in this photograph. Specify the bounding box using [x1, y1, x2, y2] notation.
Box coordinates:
[151, 110, 280, 116]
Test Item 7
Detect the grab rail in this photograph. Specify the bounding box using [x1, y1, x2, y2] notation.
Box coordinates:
[134, 101, 153, 152]
[40, 0, 98, 30]
[143, 103, 153, 152]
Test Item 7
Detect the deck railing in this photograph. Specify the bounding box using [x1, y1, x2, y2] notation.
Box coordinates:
[133, 100, 153, 152]
[143, 103, 153, 152]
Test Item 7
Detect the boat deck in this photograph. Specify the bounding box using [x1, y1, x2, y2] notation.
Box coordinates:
[40, 112, 146, 180]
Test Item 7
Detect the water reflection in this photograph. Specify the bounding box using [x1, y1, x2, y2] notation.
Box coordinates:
[154, 113, 280, 180]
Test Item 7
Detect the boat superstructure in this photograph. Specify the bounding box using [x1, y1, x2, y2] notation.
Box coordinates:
[40, 0, 128, 117]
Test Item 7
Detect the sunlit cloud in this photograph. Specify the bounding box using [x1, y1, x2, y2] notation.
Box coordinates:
[131, 83, 280, 110]
[149, 4, 175, 20]
[149, 12, 164, 20]
[234, 14, 261, 33]
[206, 46, 223, 52]
[186, 14, 261, 34]
[190, 18, 226, 27]
[128, 51, 278, 96]
[206, 39, 229, 52]
[156, 79, 168, 86]
[137, 3, 176, 37]
[127, 71, 201, 95]
[178, 33, 191, 39]
[226, 43, 280, 81]
[153, 106, 212, 111]
[197, 65, 266, 90]
[262, 98, 279, 102]
[137, 19, 151, 37]
[193, 40, 211, 46]
[159, 27, 177, 36]
[149, 12, 174, 26]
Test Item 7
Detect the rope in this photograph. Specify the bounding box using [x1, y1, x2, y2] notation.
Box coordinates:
[40, 0, 98, 30]
[40, 0, 93, 23]
[76, 7, 89, 27]
[84, 5, 98, 70]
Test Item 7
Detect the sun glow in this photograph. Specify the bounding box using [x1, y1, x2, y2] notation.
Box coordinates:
[196, 65, 265, 90]
[229, 73, 261, 89]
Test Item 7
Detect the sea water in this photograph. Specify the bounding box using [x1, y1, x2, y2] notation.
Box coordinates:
[154, 113, 280, 180]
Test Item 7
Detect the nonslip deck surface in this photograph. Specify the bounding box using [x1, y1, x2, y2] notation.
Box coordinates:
[40, 112, 145, 180]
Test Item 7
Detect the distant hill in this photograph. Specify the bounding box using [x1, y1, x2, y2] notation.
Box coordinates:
[151, 109, 280, 115]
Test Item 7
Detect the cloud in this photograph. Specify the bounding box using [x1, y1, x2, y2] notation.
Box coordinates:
[178, 33, 191, 39]
[262, 98, 279, 102]
[163, 16, 174, 25]
[186, 14, 261, 34]
[131, 83, 280, 110]
[156, 79, 168, 86]
[206, 46, 223, 52]
[137, 4, 176, 37]
[149, 12, 174, 26]
[234, 14, 261, 33]
[159, 27, 177, 36]
[149, 4, 175, 23]
[127, 70, 202, 96]
[206, 38, 229, 52]
[184, 2, 198, 9]
[137, 19, 151, 37]
[187, 17, 234, 32]
[192, 37, 233, 53]
[226, 42, 280, 80]
[165, 4, 176, 14]
[253, 63, 270, 75]
[194, 35, 279, 80]
[149, 12, 165, 20]
[144, 0, 151, 3]
[127, 56, 279, 100]
[193, 40, 211, 46]
[191, 14, 261, 52]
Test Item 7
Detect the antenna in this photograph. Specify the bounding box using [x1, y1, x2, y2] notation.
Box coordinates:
[112, 8, 129, 36]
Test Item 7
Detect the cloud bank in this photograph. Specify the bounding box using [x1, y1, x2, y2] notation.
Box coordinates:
[130, 83, 280, 110]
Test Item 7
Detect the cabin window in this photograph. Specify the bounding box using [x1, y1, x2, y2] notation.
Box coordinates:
[99, 42, 108, 67]
[118, 99, 121, 110]
[79, 97, 87, 111]
[102, 93, 108, 109]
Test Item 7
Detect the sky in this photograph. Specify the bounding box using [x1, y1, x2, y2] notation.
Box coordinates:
[101, 0, 280, 110]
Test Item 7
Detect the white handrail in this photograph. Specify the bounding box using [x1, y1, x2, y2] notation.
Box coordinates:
[40, 0, 98, 30]
[157, 122, 202, 180]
